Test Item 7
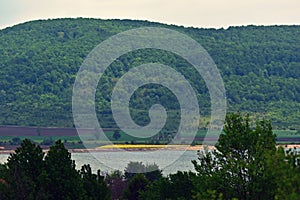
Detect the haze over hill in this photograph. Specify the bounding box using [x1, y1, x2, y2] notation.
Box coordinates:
[0, 18, 299, 130]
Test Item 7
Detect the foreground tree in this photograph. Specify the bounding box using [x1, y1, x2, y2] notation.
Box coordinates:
[80, 164, 110, 200]
[266, 147, 300, 200]
[139, 171, 196, 200]
[0, 139, 112, 199]
[106, 170, 127, 200]
[121, 162, 163, 199]
[192, 113, 277, 200]
[3, 139, 47, 199]
[122, 173, 149, 200]
[44, 140, 85, 200]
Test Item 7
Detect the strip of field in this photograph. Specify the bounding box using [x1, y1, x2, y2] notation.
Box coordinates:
[0, 126, 299, 146]
[0, 144, 299, 154]
[69, 144, 300, 153]
[97, 144, 201, 150]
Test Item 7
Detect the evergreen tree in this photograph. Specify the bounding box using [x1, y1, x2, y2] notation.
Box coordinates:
[5, 139, 46, 199]
[44, 140, 84, 200]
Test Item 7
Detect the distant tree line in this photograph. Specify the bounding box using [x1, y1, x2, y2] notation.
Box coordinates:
[0, 136, 83, 147]
[0, 114, 299, 199]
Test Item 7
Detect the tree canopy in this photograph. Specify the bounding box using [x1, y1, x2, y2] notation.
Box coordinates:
[0, 139, 110, 200]
[191, 113, 299, 200]
[0, 19, 299, 130]
[139, 114, 300, 200]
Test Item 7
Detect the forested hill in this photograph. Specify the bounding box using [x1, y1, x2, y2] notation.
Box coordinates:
[0, 18, 299, 129]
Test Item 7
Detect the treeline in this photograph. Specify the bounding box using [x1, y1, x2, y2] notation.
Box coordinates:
[0, 18, 299, 130]
[0, 114, 299, 199]
[0, 136, 83, 148]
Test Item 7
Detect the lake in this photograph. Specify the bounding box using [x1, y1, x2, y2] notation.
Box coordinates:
[0, 150, 198, 175]
[2, 147, 298, 175]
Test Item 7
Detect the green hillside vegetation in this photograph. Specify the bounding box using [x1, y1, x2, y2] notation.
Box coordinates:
[0, 18, 299, 130]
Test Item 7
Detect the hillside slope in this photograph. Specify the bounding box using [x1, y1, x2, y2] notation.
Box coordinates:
[0, 18, 299, 129]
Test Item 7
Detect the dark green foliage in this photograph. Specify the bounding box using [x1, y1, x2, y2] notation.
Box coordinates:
[80, 164, 110, 200]
[139, 177, 170, 200]
[167, 171, 196, 200]
[266, 147, 300, 200]
[3, 139, 45, 199]
[122, 162, 163, 200]
[192, 113, 278, 199]
[44, 140, 85, 200]
[0, 19, 299, 130]
[140, 171, 196, 200]
[0, 164, 10, 199]
[122, 173, 149, 200]
[0, 139, 110, 200]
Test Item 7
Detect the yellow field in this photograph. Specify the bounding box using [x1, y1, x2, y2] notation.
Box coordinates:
[96, 144, 207, 151]
[98, 144, 189, 149]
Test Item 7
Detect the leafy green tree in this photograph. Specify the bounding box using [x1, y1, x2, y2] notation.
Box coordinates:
[192, 113, 277, 200]
[266, 147, 300, 200]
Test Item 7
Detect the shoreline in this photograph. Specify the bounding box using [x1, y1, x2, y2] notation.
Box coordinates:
[0, 144, 299, 154]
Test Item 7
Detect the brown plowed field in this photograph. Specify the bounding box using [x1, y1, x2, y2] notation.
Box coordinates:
[0, 126, 77, 136]
[0, 126, 117, 137]
[0, 126, 299, 143]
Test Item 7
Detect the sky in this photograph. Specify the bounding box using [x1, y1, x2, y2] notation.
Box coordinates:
[0, 0, 300, 30]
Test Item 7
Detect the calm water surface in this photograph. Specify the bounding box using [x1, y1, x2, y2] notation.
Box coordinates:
[0, 150, 198, 175]
[1, 148, 299, 175]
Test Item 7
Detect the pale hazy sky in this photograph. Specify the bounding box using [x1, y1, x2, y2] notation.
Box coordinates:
[1, 0, 300, 29]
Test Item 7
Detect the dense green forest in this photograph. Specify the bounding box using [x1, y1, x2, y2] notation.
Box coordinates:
[0, 18, 299, 129]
